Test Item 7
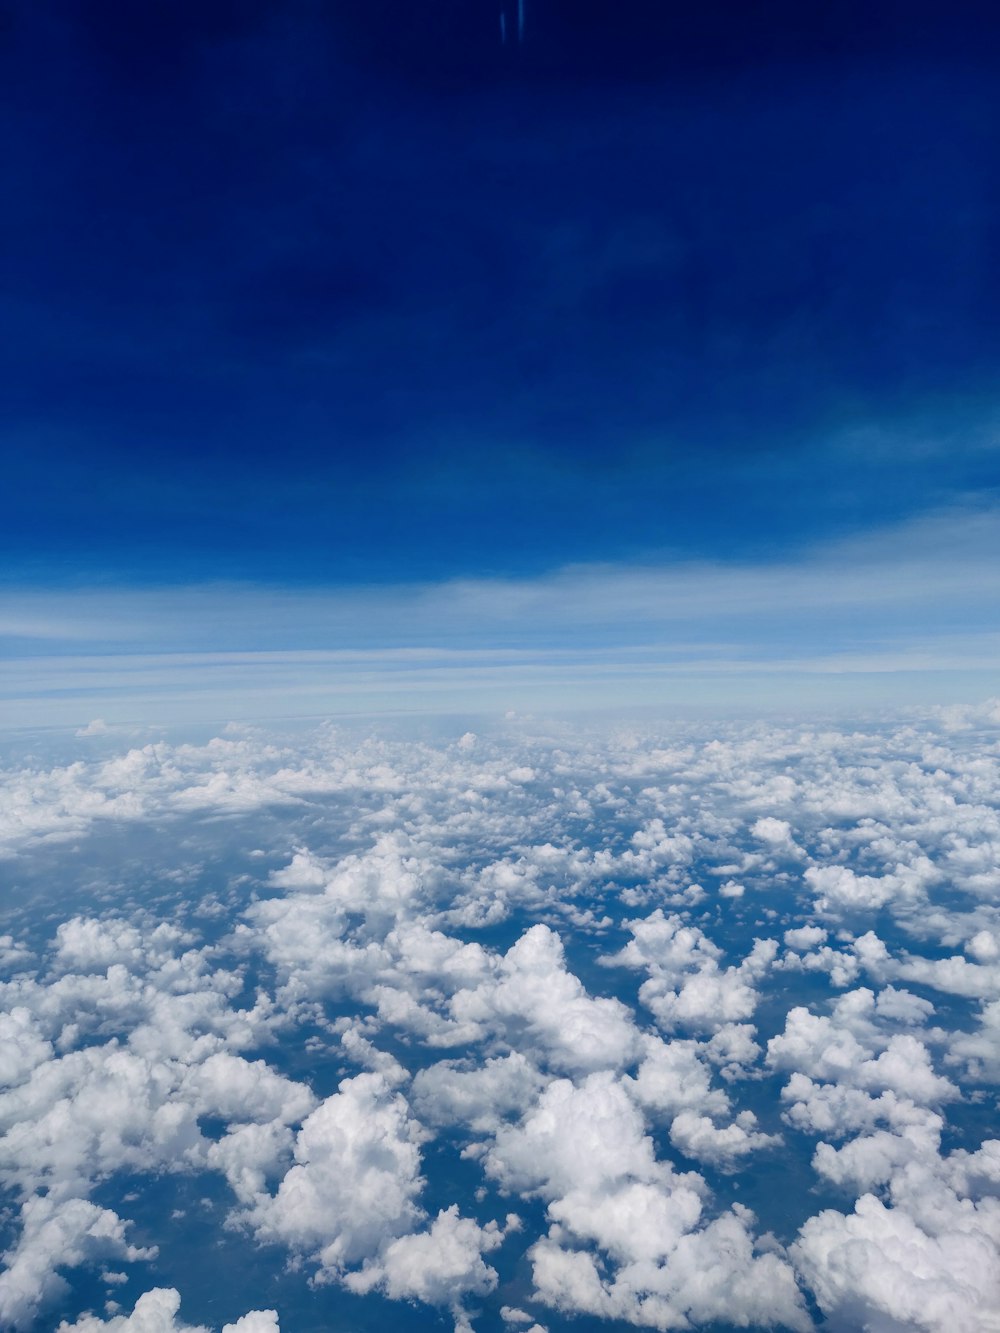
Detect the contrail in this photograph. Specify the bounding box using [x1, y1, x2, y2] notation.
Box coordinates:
[517, 0, 525, 43]
[500, 9, 506, 44]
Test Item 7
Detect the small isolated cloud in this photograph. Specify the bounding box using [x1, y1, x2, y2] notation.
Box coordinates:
[783, 925, 827, 951]
[75, 719, 110, 737]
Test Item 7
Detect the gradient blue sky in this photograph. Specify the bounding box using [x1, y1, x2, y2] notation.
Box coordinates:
[2, 1, 998, 719]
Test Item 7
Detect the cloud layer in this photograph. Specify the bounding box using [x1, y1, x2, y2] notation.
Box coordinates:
[1, 706, 999, 1330]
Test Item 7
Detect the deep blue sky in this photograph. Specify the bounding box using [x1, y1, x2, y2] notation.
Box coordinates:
[3, 0, 998, 588]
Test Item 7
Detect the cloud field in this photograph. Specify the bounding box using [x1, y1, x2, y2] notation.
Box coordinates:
[1, 704, 999, 1331]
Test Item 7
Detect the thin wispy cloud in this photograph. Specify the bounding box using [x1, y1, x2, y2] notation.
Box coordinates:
[3, 507, 998, 724]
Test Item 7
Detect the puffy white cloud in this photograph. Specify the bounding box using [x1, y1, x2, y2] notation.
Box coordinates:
[220, 1316, 280, 1333]
[0, 1196, 154, 1329]
[860, 1034, 958, 1104]
[552, 1180, 703, 1267]
[530, 1209, 810, 1331]
[75, 719, 111, 738]
[703, 1022, 763, 1074]
[412, 1052, 548, 1134]
[606, 912, 776, 1035]
[484, 1072, 807, 1329]
[894, 951, 1000, 1000]
[345, 1205, 510, 1306]
[244, 1071, 425, 1274]
[0, 1045, 204, 1199]
[947, 1140, 1000, 1197]
[777, 943, 861, 989]
[485, 1072, 670, 1200]
[793, 1191, 1000, 1333]
[3, 712, 1000, 1331]
[783, 925, 827, 951]
[767, 1003, 956, 1105]
[55, 1288, 279, 1333]
[966, 929, 1000, 963]
[451, 925, 641, 1073]
[623, 1034, 729, 1119]
[751, 817, 795, 846]
[805, 862, 935, 915]
[180, 1052, 315, 1126]
[812, 1122, 942, 1192]
[205, 1120, 297, 1204]
[0, 1007, 53, 1088]
[52, 918, 191, 975]
[948, 999, 1000, 1080]
[669, 1110, 782, 1170]
[780, 1073, 944, 1141]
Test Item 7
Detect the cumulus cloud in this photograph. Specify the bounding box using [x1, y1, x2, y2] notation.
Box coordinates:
[0, 1196, 154, 1329]
[783, 925, 827, 951]
[622, 1034, 729, 1120]
[1, 711, 1000, 1331]
[669, 1110, 782, 1170]
[75, 719, 110, 737]
[345, 1205, 513, 1306]
[244, 1072, 425, 1273]
[530, 1208, 810, 1332]
[793, 1192, 1000, 1333]
[603, 911, 776, 1034]
[412, 1052, 548, 1134]
[56, 1289, 280, 1332]
[767, 1002, 956, 1104]
[481, 1072, 807, 1328]
[451, 925, 641, 1073]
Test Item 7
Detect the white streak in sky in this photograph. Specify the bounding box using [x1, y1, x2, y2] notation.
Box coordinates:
[518, 0, 524, 43]
[3, 507, 1000, 722]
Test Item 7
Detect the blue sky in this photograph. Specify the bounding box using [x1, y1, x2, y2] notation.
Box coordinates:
[1, 1, 998, 719]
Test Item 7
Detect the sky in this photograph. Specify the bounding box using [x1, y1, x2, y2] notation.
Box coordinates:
[1, 0, 998, 721]
[3, 14, 1000, 1328]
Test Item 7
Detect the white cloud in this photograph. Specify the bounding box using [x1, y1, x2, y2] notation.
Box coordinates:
[783, 925, 827, 952]
[793, 1192, 1000, 1333]
[780, 1073, 944, 1141]
[244, 1072, 425, 1274]
[0, 1196, 154, 1330]
[412, 1052, 548, 1135]
[622, 1034, 729, 1120]
[812, 1123, 942, 1192]
[485, 1071, 672, 1200]
[451, 925, 641, 1073]
[967, 930, 1000, 963]
[767, 1002, 957, 1105]
[0, 1007, 53, 1088]
[344, 1205, 511, 1306]
[55, 1288, 279, 1333]
[751, 817, 795, 846]
[606, 912, 776, 1034]
[1, 710, 1000, 1330]
[669, 1110, 782, 1170]
[75, 719, 110, 737]
[530, 1208, 810, 1331]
